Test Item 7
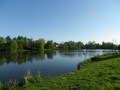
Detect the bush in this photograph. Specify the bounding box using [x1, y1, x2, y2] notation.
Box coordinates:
[22, 70, 43, 87]
[4, 80, 18, 90]
[0, 82, 3, 90]
[22, 70, 32, 87]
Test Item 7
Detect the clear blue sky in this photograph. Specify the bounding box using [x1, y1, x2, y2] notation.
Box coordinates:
[0, 0, 120, 44]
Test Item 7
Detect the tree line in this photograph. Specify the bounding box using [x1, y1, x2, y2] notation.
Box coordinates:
[0, 36, 120, 52]
[0, 36, 56, 52]
[59, 41, 120, 50]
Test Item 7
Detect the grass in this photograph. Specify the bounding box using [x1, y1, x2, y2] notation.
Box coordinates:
[1, 53, 120, 90]
[91, 52, 120, 61]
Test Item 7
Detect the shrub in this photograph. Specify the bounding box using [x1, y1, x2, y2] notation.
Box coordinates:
[0, 82, 3, 90]
[22, 70, 32, 87]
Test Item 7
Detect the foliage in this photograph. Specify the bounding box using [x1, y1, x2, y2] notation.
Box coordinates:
[118, 45, 120, 51]
[0, 82, 3, 90]
[102, 42, 115, 49]
[76, 41, 84, 49]
[22, 70, 32, 87]
[17, 39, 24, 51]
[85, 41, 97, 49]
[45, 40, 56, 50]
[59, 41, 82, 50]
[36, 39, 45, 51]
[5, 36, 11, 43]
[10, 40, 18, 52]
[0, 35, 119, 52]
[5, 40, 18, 53]
[0, 36, 5, 50]
[4, 80, 19, 90]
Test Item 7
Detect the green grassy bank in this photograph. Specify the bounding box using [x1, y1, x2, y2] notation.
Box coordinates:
[1, 53, 120, 90]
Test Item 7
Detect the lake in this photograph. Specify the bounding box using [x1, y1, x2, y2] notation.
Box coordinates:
[0, 49, 113, 83]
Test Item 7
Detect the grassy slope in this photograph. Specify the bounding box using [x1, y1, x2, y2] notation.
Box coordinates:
[20, 53, 120, 90]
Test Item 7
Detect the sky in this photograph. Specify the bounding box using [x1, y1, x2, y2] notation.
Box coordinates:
[0, 0, 120, 44]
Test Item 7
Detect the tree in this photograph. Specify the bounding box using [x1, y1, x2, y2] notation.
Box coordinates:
[76, 41, 84, 49]
[16, 36, 28, 50]
[85, 41, 96, 49]
[58, 42, 68, 50]
[17, 39, 24, 51]
[10, 40, 18, 52]
[5, 36, 11, 43]
[59, 41, 84, 50]
[102, 42, 115, 49]
[45, 40, 56, 49]
[118, 45, 120, 52]
[0, 36, 5, 50]
[67, 41, 77, 50]
[6, 40, 18, 52]
[27, 38, 35, 50]
[36, 39, 45, 51]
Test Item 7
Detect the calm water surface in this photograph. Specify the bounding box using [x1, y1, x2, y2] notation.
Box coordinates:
[0, 49, 113, 83]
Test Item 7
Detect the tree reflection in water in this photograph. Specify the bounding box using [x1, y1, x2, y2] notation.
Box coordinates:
[0, 50, 57, 66]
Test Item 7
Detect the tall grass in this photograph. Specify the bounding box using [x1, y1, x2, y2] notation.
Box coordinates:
[0, 70, 43, 90]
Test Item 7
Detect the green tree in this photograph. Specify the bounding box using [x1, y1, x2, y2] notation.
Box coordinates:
[58, 42, 69, 50]
[85, 41, 96, 49]
[66, 41, 77, 50]
[0, 36, 5, 50]
[76, 41, 84, 49]
[102, 42, 115, 49]
[10, 40, 18, 52]
[45, 40, 56, 50]
[6, 40, 18, 52]
[59, 41, 83, 50]
[5, 36, 11, 43]
[17, 39, 24, 51]
[36, 39, 45, 51]
[28, 38, 35, 50]
[118, 45, 120, 51]
[16, 36, 29, 50]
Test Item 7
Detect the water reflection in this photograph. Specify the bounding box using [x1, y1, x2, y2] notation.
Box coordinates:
[58, 49, 112, 59]
[0, 49, 112, 66]
[0, 49, 113, 83]
[0, 50, 57, 65]
[45, 50, 56, 59]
